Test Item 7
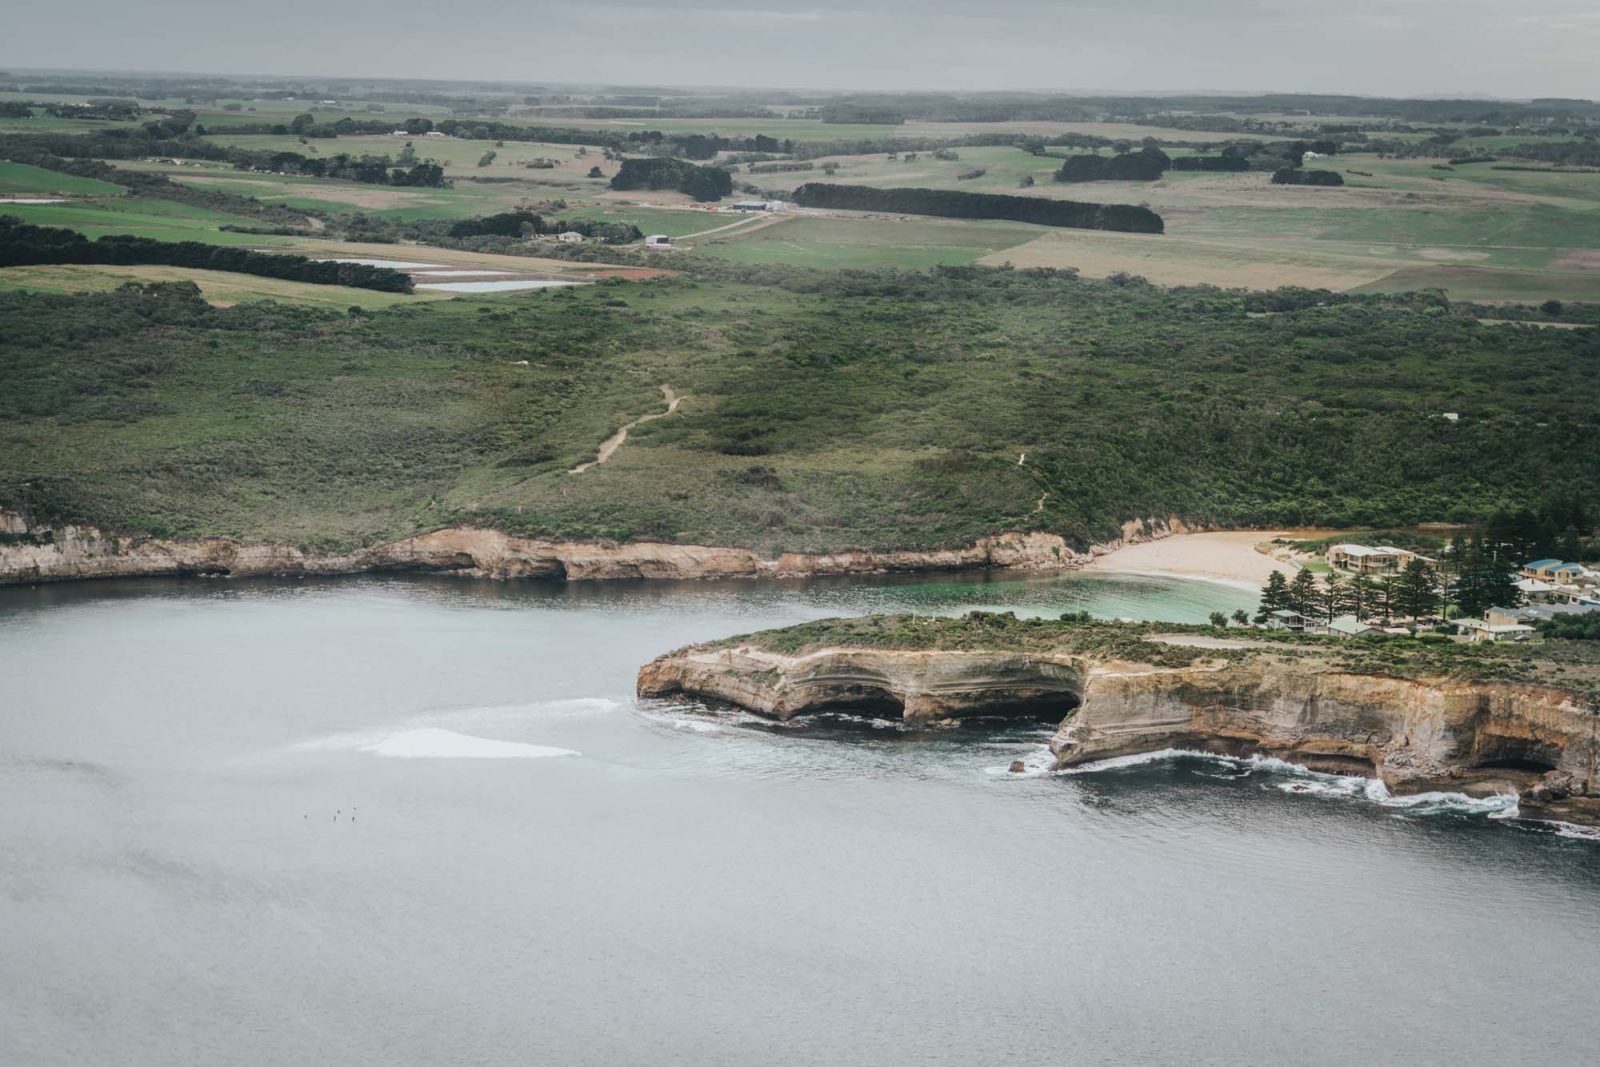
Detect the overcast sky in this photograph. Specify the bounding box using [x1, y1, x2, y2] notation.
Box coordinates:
[6, 0, 1599, 98]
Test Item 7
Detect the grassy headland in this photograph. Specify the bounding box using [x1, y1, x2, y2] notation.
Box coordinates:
[1, 266, 1595, 553]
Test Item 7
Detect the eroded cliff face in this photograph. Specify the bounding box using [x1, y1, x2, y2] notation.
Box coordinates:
[637, 641, 1600, 822]
[1058, 659, 1596, 796]
[0, 510, 1187, 586]
[637, 644, 1088, 723]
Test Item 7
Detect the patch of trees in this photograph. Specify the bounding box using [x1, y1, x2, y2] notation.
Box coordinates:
[609, 158, 733, 201]
[256, 151, 448, 188]
[0, 102, 35, 118]
[1170, 154, 1250, 172]
[747, 161, 814, 174]
[1055, 146, 1171, 182]
[444, 211, 640, 244]
[0, 217, 412, 293]
[790, 183, 1164, 233]
[1271, 168, 1345, 186]
[1538, 614, 1600, 640]
[1500, 141, 1600, 168]
[819, 105, 907, 125]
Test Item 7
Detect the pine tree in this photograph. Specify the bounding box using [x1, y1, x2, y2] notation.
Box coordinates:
[1376, 578, 1394, 624]
[1349, 573, 1376, 621]
[1258, 570, 1290, 619]
[1319, 573, 1352, 622]
[1393, 558, 1438, 622]
[1288, 569, 1319, 617]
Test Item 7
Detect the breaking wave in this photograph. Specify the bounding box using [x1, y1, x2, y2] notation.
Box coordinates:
[1063, 748, 1534, 824]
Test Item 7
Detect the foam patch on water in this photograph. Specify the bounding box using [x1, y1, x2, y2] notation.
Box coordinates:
[1377, 790, 1519, 817]
[361, 729, 576, 759]
[984, 743, 1056, 778]
[297, 728, 577, 760]
[1114, 569, 1260, 593]
[1064, 747, 1529, 820]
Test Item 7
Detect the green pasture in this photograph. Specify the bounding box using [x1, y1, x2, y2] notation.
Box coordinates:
[697, 214, 1040, 269]
[0, 161, 125, 196]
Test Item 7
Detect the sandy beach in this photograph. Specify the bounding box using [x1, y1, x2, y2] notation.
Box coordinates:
[1084, 529, 1323, 588]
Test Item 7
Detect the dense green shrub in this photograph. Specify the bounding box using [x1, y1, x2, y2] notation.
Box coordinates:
[790, 183, 1164, 233]
[0, 218, 412, 292]
[1055, 147, 1171, 182]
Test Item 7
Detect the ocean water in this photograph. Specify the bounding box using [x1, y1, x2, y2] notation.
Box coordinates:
[3, 571, 1598, 1065]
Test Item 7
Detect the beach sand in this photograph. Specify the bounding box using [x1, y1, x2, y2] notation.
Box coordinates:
[1084, 530, 1328, 588]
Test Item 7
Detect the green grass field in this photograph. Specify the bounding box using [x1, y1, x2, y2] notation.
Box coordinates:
[0, 161, 126, 196]
[0, 198, 302, 244]
[700, 215, 1044, 269]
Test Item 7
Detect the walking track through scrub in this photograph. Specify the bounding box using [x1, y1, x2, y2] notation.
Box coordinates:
[568, 385, 682, 474]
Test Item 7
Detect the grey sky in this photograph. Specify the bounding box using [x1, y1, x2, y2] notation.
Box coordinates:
[6, 0, 1598, 98]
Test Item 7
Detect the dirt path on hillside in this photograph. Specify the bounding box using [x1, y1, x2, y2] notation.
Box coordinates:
[568, 386, 682, 475]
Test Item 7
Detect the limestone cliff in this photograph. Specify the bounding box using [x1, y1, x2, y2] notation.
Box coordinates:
[0, 509, 1185, 586]
[637, 634, 1600, 825]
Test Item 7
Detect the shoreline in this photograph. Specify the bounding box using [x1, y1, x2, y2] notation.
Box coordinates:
[1078, 528, 1323, 588]
[0, 511, 1315, 589]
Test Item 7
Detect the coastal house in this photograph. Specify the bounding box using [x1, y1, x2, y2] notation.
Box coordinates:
[1515, 578, 1562, 602]
[644, 234, 673, 249]
[1549, 562, 1587, 584]
[1325, 544, 1429, 575]
[1264, 609, 1308, 632]
[1488, 603, 1600, 627]
[732, 200, 770, 212]
[1453, 617, 1537, 643]
[1327, 615, 1383, 638]
[1520, 559, 1590, 582]
[557, 231, 585, 243]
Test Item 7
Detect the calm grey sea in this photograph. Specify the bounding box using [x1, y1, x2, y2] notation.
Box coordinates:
[4, 571, 1598, 1065]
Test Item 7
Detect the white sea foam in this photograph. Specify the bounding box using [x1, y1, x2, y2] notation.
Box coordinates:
[360, 728, 577, 759]
[1066, 746, 1522, 819]
[1116, 569, 1261, 593]
[1377, 790, 1519, 817]
[296, 727, 577, 760]
[1059, 747, 1205, 774]
[984, 743, 1056, 778]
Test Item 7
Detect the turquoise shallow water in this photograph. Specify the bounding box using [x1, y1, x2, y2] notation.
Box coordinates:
[3, 571, 1597, 1065]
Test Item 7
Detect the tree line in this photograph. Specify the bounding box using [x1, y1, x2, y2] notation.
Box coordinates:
[0, 218, 413, 293]
[1256, 532, 1539, 628]
[791, 183, 1165, 233]
[445, 211, 641, 244]
[1270, 168, 1345, 186]
[609, 158, 734, 201]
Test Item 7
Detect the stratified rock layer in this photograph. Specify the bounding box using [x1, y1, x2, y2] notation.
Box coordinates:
[637, 641, 1600, 824]
[0, 510, 1186, 585]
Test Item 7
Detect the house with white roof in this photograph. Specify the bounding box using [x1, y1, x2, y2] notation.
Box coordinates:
[1327, 615, 1383, 638]
[1453, 617, 1537, 643]
[1325, 544, 1431, 575]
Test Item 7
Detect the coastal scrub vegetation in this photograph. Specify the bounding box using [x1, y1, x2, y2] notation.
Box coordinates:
[0, 266, 1596, 553]
[709, 612, 1600, 696]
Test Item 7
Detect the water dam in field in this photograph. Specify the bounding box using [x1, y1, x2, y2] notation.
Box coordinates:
[4, 570, 1599, 1065]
